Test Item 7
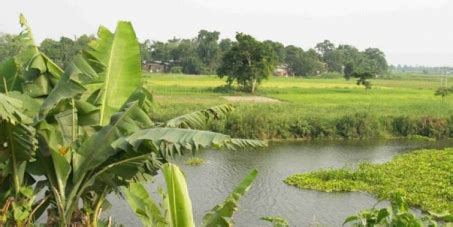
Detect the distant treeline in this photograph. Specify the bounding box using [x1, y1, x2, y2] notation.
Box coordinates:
[0, 30, 389, 76]
[390, 65, 453, 75]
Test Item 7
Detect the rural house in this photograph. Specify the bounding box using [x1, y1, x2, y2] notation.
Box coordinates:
[273, 64, 291, 77]
[142, 60, 170, 73]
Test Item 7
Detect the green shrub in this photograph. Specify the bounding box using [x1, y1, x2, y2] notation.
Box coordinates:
[335, 113, 377, 139]
[169, 66, 183, 74]
[289, 120, 312, 138]
[392, 116, 415, 137]
[415, 116, 448, 138]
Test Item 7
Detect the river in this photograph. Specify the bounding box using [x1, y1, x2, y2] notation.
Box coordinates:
[107, 139, 453, 226]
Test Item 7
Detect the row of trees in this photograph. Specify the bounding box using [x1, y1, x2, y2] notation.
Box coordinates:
[141, 33, 388, 77]
[0, 31, 388, 93]
[1, 31, 388, 77]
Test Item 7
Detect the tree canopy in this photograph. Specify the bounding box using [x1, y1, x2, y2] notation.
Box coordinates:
[217, 33, 276, 93]
[0, 31, 389, 79]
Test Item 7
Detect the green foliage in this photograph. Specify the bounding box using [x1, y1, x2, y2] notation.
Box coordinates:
[335, 113, 378, 139]
[202, 169, 258, 226]
[184, 157, 204, 166]
[217, 33, 276, 93]
[196, 30, 221, 73]
[285, 149, 453, 215]
[0, 93, 38, 226]
[39, 35, 94, 68]
[0, 15, 265, 226]
[146, 74, 453, 140]
[0, 33, 21, 63]
[169, 66, 183, 74]
[164, 104, 234, 129]
[124, 164, 258, 227]
[123, 182, 166, 227]
[344, 194, 445, 227]
[435, 86, 453, 99]
[285, 45, 325, 76]
[261, 216, 290, 227]
[162, 163, 195, 227]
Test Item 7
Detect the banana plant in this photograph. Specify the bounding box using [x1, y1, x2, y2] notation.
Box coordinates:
[124, 163, 258, 227]
[0, 15, 266, 226]
[0, 93, 38, 227]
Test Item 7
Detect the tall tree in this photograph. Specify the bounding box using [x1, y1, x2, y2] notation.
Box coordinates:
[219, 38, 233, 54]
[196, 30, 220, 73]
[363, 48, 388, 75]
[285, 46, 325, 76]
[315, 40, 335, 57]
[217, 33, 276, 93]
[344, 55, 378, 89]
[263, 40, 286, 64]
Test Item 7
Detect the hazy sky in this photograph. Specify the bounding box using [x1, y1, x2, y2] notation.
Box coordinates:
[1, 0, 453, 66]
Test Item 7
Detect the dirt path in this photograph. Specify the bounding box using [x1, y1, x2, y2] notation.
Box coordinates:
[222, 96, 281, 103]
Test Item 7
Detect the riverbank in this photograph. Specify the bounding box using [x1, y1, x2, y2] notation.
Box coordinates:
[145, 73, 453, 140]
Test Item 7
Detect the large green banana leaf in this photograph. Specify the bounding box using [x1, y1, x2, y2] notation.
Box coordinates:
[38, 21, 142, 126]
[0, 15, 63, 98]
[72, 101, 153, 184]
[162, 163, 195, 227]
[88, 22, 141, 125]
[124, 165, 258, 227]
[12, 15, 63, 97]
[164, 104, 235, 129]
[123, 183, 166, 227]
[0, 93, 37, 163]
[116, 128, 267, 160]
[0, 59, 19, 93]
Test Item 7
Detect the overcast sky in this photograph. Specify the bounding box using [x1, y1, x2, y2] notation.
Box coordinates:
[1, 0, 453, 66]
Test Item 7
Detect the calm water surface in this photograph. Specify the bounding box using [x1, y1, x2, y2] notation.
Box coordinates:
[107, 139, 453, 226]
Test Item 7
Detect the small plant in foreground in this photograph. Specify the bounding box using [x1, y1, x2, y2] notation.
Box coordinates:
[343, 194, 451, 227]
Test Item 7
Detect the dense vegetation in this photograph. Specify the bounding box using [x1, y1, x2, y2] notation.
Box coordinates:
[1, 12, 452, 227]
[146, 74, 453, 140]
[0, 15, 264, 226]
[285, 148, 453, 214]
[0, 31, 389, 78]
[343, 194, 449, 226]
[217, 33, 276, 93]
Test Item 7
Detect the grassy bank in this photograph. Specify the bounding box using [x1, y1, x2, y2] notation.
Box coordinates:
[144, 73, 453, 140]
[284, 148, 453, 214]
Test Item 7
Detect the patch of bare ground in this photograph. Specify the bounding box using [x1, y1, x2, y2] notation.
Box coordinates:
[222, 96, 281, 103]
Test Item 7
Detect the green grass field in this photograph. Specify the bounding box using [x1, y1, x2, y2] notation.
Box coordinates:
[143, 73, 453, 139]
[144, 73, 453, 118]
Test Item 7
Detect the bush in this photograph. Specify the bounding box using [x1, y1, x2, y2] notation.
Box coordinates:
[169, 66, 183, 74]
[392, 116, 415, 136]
[415, 116, 448, 138]
[289, 120, 312, 138]
[335, 113, 377, 139]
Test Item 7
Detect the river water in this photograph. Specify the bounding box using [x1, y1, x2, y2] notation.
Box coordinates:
[107, 139, 453, 226]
